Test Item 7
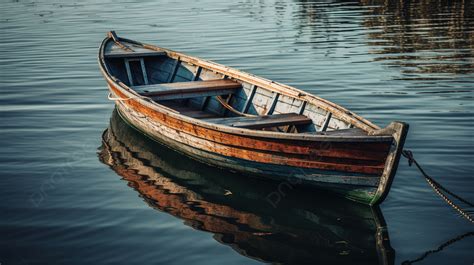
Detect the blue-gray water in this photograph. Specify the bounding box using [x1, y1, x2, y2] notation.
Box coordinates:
[1, 0, 473, 264]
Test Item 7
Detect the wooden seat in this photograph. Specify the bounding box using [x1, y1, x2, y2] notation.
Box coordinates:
[134, 79, 242, 101]
[204, 113, 312, 129]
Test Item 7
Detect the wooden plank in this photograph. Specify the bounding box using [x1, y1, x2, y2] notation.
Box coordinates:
[309, 128, 367, 136]
[104, 37, 168, 58]
[174, 65, 195, 81]
[265, 93, 280, 115]
[206, 113, 312, 129]
[125, 58, 148, 86]
[167, 59, 181, 83]
[183, 66, 202, 105]
[252, 89, 274, 115]
[241, 85, 257, 113]
[285, 101, 307, 133]
[108, 32, 134, 52]
[137, 79, 241, 94]
[105, 51, 166, 58]
[198, 67, 222, 81]
[181, 110, 219, 119]
[193, 66, 202, 81]
[202, 74, 228, 112]
[140, 58, 149, 85]
[136, 79, 241, 101]
[272, 94, 300, 115]
[124, 59, 133, 86]
[303, 104, 328, 132]
[109, 30, 120, 43]
[146, 88, 238, 101]
[298, 101, 307, 115]
[200, 96, 211, 110]
[319, 112, 332, 132]
[232, 114, 311, 129]
[155, 58, 176, 73]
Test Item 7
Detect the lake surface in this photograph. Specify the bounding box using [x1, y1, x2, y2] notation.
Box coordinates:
[1, 0, 473, 264]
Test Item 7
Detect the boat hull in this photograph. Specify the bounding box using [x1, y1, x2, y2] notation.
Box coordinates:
[115, 98, 382, 204]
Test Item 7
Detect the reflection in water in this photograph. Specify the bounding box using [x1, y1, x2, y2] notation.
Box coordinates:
[361, 0, 474, 76]
[98, 110, 394, 265]
[241, 0, 473, 80]
[402, 231, 474, 265]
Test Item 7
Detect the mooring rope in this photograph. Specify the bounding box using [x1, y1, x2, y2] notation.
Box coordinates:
[401, 231, 473, 265]
[402, 150, 474, 224]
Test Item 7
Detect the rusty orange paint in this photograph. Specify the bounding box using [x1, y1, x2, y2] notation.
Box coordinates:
[109, 82, 387, 175]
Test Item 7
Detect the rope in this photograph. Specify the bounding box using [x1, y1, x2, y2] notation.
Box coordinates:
[402, 150, 474, 224]
[216, 96, 257, 117]
[401, 231, 473, 265]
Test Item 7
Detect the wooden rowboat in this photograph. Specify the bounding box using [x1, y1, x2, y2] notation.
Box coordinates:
[98, 31, 409, 205]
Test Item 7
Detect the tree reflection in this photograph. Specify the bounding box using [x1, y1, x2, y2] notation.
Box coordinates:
[240, 0, 473, 77]
[361, 0, 474, 76]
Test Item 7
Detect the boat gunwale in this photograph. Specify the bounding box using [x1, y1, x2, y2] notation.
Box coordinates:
[98, 36, 394, 143]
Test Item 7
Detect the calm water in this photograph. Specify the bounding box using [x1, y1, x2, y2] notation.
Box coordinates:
[1, 0, 473, 264]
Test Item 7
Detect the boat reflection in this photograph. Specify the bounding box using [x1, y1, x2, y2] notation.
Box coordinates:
[98, 110, 394, 265]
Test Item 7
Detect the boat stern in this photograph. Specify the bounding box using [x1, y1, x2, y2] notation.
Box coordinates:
[369, 121, 409, 205]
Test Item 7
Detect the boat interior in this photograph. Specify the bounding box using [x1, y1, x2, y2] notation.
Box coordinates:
[103, 38, 370, 136]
